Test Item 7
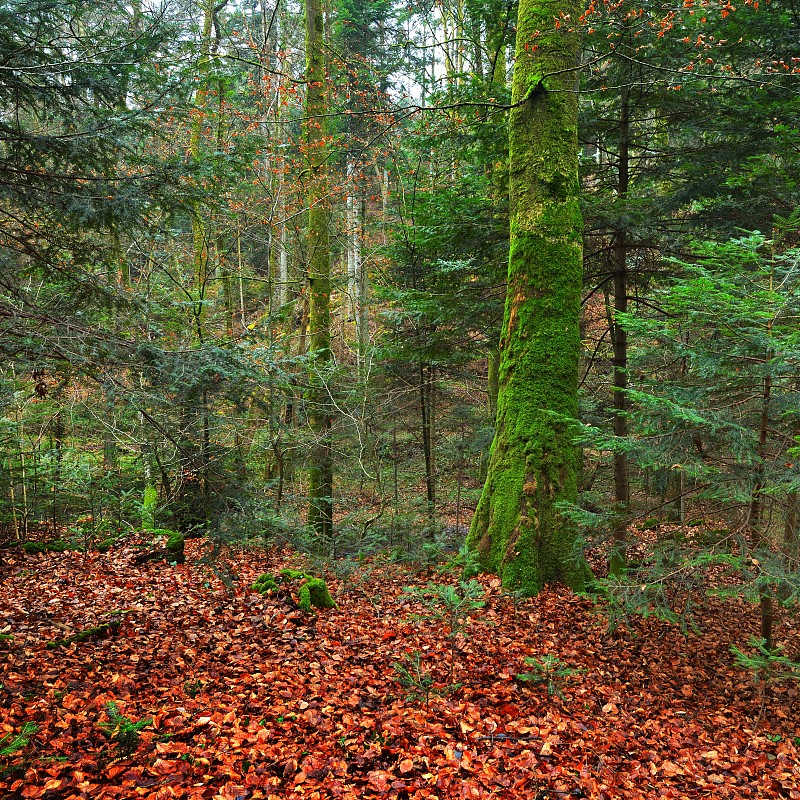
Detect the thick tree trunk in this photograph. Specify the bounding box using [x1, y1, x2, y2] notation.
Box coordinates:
[304, 0, 333, 540]
[466, 0, 589, 593]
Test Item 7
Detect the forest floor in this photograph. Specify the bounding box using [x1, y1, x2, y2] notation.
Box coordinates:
[1, 538, 799, 800]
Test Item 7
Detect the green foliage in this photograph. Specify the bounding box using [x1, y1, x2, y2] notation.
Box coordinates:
[393, 652, 436, 706]
[99, 702, 151, 757]
[585, 543, 711, 635]
[380, 170, 507, 372]
[402, 580, 486, 641]
[0, 723, 37, 758]
[573, 232, 800, 638]
[439, 544, 483, 578]
[731, 637, 800, 687]
[516, 654, 580, 699]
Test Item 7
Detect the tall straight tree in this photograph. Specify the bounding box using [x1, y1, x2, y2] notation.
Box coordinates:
[466, 0, 588, 593]
[304, 0, 333, 539]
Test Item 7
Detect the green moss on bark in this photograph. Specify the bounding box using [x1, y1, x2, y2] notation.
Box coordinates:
[46, 619, 121, 649]
[466, 0, 590, 595]
[304, 0, 333, 541]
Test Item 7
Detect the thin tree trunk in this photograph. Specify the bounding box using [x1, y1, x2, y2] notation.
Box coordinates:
[419, 363, 436, 521]
[749, 291, 774, 647]
[610, 78, 630, 576]
[785, 422, 800, 566]
[356, 195, 369, 373]
[51, 413, 64, 536]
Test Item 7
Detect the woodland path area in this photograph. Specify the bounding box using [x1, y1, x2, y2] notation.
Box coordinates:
[1, 540, 799, 800]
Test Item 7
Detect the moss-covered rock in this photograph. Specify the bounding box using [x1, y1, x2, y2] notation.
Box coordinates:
[165, 531, 185, 563]
[280, 568, 306, 581]
[297, 577, 336, 612]
[131, 529, 185, 565]
[279, 569, 337, 611]
[252, 573, 278, 594]
[22, 540, 70, 555]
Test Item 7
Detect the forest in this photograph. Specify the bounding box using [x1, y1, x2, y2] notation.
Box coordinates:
[1, 0, 799, 796]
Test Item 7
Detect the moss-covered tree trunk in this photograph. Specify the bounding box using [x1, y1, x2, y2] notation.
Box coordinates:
[304, 0, 333, 539]
[465, 0, 588, 594]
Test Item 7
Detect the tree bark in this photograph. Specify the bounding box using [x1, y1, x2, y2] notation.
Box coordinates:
[420, 363, 436, 521]
[304, 0, 333, 540]
[466, 0, 589, 593]
[610, 77, 630, 576]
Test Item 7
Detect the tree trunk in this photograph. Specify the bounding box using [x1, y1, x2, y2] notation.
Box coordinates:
[304, 0, 333, 540]
[785, 422, 800, 567]
[466, 0, 589, 594]
[420, 363, 436, 521]
[356, 195, 369, 374]
[610, 79, 630, 576]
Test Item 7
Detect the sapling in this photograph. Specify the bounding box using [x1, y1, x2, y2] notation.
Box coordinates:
[731, 637, 800, 688]
[402, 579, 485, 682]
[99, 702, 151, 756]
[516, 654, 580, 699]
[393, 651, 436, 706]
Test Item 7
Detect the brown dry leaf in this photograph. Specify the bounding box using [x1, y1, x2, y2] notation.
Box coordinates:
[398, 758, 415, 774]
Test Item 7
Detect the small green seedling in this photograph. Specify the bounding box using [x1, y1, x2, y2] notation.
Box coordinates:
[517, 654, 579, 699]
[402, 580, 485, 641]
[402, 580, 485, 681]
[393, 651, 436, 706]
[99, 701, 151, 756]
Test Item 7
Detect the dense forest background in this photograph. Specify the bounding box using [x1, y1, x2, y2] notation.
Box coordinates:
[1, 0, 799, 621]
[2, 1, 800, 796]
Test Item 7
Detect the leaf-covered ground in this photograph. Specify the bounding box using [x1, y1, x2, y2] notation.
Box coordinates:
[1, 541, 799, 799]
